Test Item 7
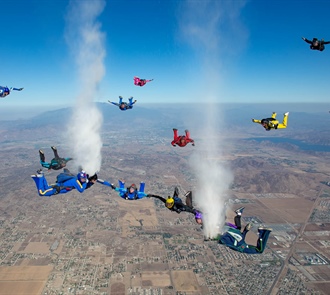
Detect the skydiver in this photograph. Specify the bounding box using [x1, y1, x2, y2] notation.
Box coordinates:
[108, 96, 137, 111]
[31, 170, 91, 197]
[0, 86, 23, 98]
[39, 146, 73, 172]
[133, 76, 153, 87]
[252, 112, 289, 131]
[209, 208, 272, 254]
[106, 180, 147, 200]
[171, 128, 195, 147]
[148, 188, 202, 220]
[302, 37, 330, 51]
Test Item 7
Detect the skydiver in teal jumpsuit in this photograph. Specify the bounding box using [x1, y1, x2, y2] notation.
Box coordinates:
[216, 209, 272, 254]
[39, 146, 73, 171]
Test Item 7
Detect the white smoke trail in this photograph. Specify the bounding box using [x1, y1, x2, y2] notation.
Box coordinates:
[179, 0, 247, 238]
[65, 0, 106, 174]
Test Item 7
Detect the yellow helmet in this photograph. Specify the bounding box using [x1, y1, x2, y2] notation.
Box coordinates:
[165, 197, 174, 208]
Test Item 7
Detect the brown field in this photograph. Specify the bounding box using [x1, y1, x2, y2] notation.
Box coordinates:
[0, 266, 52, 295]
[140, 271, 171, 287]
[172, 270, 200, 292]
[22, 242, 50, 254]
[307, 282, 330, 294]
[305, 223, 330, 231]
[117, 198, 158, 227]
[259, 198, 314, 223]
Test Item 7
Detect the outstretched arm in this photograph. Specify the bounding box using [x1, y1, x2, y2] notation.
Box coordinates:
[97, 179, 116, 189]
[302, 37, 312, 44]
[147, 194, 166, 204]
[323, 40, 330, 45]
[11, 87, 23, 91]
[108, 100, 120, 107]
[252, 119, 261, 124]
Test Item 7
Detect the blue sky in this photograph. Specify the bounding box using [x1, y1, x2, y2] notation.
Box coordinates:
[1, 0, 330, 109]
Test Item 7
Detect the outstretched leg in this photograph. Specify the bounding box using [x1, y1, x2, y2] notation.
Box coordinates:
[185, 191, 193, 208]
[139, 182, 145, 193]
[51, 146, 60, 158]
[39, 150, 46, 163]
[271, 112, 277, 119]
[173, 187, 179, 198]
[256, 228, 272, 253]
[277, 112, 289, 129]
[128, 97, 133, 105]
[173, 128, 179, 140]
[185, 129, 191, 139]
[39, 150, 51, 169]
[31, 175, 56, 197]
[119, 96, 123, 104]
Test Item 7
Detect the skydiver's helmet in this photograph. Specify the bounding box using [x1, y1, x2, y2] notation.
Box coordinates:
[260, 119, 271, 129]
[195, 211, 203, 224]
[165, 197, 174, 209]
[58, 158, 67, 167]
[195, 211, 203, 220]
[77, 171, 87, 182]
[3, 87, 10, 96]
[312, 38, 319, 46]
[119, 103, 126, 110]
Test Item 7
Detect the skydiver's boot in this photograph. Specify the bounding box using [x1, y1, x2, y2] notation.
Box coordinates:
[235, 207, 245, 216]
[39, 150, 45, 162]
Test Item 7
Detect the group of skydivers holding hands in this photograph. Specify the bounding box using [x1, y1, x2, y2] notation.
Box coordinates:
[28, 74, 279, 254]
[32, 146, 271, 254]
[4, 36, 327, 253]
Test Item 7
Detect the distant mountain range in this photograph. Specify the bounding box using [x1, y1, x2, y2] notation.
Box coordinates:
[1, 103, 330, 146]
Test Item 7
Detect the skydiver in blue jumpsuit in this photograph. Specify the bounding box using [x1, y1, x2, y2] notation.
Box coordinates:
[99, 179, 147, 200]
[31, 170, 90, 197]
[0, 86, 23, 98]
[108, 96, 137, 111]
[39, 146, 73, 171]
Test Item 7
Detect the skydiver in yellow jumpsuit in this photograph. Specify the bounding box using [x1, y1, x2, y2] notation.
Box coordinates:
[252, 112, 289, 131]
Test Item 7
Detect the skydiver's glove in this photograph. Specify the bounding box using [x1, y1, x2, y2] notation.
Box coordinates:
[176, 209, 182, 213]
[110, 184, 116, 189]
[86, 179, 89, 184]
[302, 37, 306, 40]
